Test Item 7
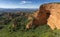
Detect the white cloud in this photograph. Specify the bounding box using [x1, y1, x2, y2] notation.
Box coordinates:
[19, 1, 32, 4]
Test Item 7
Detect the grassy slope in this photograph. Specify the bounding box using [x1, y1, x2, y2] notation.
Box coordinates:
[0, 24, 60, 37]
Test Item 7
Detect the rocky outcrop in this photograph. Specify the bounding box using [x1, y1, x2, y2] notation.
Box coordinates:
[26, 3, 60, 30]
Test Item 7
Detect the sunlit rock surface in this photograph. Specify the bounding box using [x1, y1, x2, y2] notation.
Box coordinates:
[26, 3, 60, 30]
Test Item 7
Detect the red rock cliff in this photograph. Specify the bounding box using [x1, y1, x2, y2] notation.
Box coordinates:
[26, 3, 60, 30]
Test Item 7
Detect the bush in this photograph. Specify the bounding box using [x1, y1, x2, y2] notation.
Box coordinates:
[8, 16, 31, 32]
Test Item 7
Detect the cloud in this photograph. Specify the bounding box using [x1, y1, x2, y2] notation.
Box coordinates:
[19, 1, 32, 4]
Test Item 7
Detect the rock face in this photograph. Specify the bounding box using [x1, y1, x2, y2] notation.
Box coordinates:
[26, 3, 60, 30]
[40, 3, 60, 30]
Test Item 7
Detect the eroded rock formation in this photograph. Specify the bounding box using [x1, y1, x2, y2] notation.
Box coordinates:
[26, 3, 60, 30]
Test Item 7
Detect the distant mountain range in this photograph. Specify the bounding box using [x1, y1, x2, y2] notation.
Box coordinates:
[0, 8, 38, 13]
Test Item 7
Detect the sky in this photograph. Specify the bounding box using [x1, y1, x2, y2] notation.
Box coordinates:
[0, 0, 60, 8]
